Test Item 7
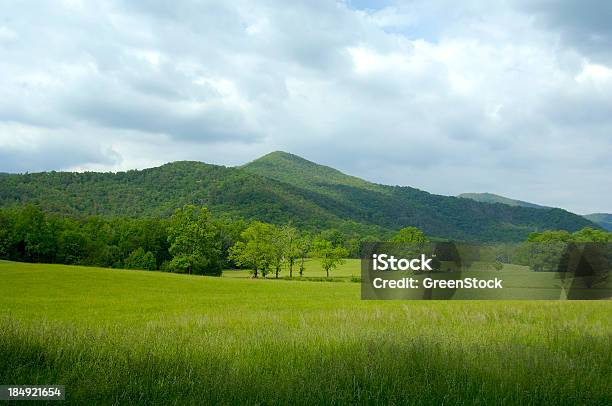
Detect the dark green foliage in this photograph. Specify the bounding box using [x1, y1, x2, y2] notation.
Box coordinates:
[0, 204, 345, 275]
[242, 152, 598, 241]
[519, 227, 612, 272]
[167, 206, 222, 276]
[0, 152, 599, 242]
[124, 248, 157, 271]
[0, 205, 170, 270]
[527, 227, 612, 243]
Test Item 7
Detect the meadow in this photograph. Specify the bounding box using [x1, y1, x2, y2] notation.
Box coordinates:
[1, 260, 611, 404]
[223, 258, 363, 280]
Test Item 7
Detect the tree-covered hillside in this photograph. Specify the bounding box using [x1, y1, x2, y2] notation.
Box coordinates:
[583, 213, 612, 231]
[242, 152, 596, 241]
[0, 152, 599, 242]
[459, 192, 612, 232]
[457, 192, 550, 209]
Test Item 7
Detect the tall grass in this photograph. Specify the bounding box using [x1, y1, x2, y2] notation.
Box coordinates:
[1, 261, 610, 404]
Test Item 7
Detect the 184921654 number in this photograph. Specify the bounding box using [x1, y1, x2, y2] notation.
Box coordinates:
[0, 385, 65, 400]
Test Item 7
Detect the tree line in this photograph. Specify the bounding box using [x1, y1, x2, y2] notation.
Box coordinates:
[0, 205, 421, 277]
[3, 203, 606, 278]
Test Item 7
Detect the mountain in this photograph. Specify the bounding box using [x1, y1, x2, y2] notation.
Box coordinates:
[583, 213, 612, 231]
[241, 151, 380, 194]
[459, 192, 611, 232]
[458, 193, 550, 209]
[241, 152, 595, 241]
[0, 151, 598, 242]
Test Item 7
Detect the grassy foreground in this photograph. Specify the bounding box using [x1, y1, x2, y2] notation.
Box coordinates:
[0, 261, 611, 404]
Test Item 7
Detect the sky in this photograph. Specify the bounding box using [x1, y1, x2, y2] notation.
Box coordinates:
[0, 0, 610, 214]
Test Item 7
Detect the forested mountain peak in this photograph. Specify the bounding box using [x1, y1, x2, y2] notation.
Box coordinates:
[0, 152, 600, 242]
[242, 151, 379, 192]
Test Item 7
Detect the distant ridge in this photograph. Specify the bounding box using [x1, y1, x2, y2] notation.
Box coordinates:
[0, 151, 599, 242]
[459, 192, 611, 231]
[458, 192, 551, 209]
[583, 213, 612, 231]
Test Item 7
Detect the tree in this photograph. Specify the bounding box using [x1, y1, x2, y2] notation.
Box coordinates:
[282, 225, 300, 278]
[167, 206, 222, 276]
[390, 226, 428, 263]
[523, 228, 612, 272]
[229, 221, 275, 278]
[14, 205, 56, 262]
[390, 226, 428, 243]
[125, 247, 157, 270]
[312, 238, 348, 278]
[215, 218, 247, 268]
[527, 230, 572, 243]
[0, 211, 14, 258]
[318, 229, 345, 249]
[270, 225, 285, 279]
[58, 228, 88, 264]
[350, 235, 379, 258]
[572, 227, 612, 243]
[297, 233, 312, 277]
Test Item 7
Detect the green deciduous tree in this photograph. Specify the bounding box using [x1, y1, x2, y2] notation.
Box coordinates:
[167, 206, 222, 276]
[527, 230, 572, 243]
[318, 229, 345, 249]
[229, 221, 276, 278]
[390, 226, 428, 243]
[0, 211, 14, 258]
[297, 233, 312, 278]
[58, 228, 88, 264]
[282, 225, 300, 278]
[312, 238, 348, 278]
[13, 205, 54, 262]
[270, 225, 286, 279]
[571, 227, 612, 243]
[125, 247, 157, 270]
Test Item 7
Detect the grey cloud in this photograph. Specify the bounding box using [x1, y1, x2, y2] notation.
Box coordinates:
[0, 0, 610, 213]
[519, 0, 612, 63]
[66, 95, 259, 143]
[0, 140, 119, 173]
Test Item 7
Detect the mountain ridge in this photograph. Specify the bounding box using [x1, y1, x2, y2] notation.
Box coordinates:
[583, 213, 612, 231]
[458, 192, 610, 231]
[457, 192, 551, 209]
[0, 151, 599, 242]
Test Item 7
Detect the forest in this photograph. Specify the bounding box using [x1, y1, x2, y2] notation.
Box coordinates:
[1, 204, 609, 277]
[0, 204, 365, 276]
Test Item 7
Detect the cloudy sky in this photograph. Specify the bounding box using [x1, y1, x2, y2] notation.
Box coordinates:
[0, 0, 610, 214]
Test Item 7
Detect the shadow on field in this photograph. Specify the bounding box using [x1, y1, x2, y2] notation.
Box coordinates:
[1, 316, 610, 405]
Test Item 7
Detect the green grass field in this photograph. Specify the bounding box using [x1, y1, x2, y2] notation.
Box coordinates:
[1, 260, 611, 404]
[223, 258, 363, 280]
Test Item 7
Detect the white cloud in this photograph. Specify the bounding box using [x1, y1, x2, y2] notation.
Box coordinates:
[0, 0, 610, 213]
[575, 62, 612, 83]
